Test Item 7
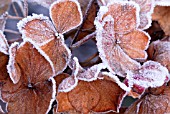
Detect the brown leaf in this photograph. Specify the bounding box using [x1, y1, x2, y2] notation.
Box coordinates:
[103, 1, 138, 34]
[0, 52, 8, 81]
[95, 15, 141, 76]
[17, 14, 71, 75]
[50, 0, 82, 34]
[124, 86, 170, 114]
[152, 6, 170, 35]
[0, 0, 11, 15]
[148, 38, 170, 71]
[56, 73, 127, 113]
[1, 41, 55, 114]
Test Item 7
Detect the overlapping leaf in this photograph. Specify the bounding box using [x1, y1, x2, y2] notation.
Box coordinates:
[55, 57, 129, 113]
[148, 37, 170, 71]
[17, 0, 83, 75]
[1, 40, 56, 114]
[95, 1, 151, 76]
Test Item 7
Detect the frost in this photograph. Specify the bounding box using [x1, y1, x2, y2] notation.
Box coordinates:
[127, 61, 169, 89]
[0, 30, 9, 55]
[7, 42, 20, 84]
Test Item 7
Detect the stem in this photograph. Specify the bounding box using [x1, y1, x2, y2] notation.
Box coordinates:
[4, 29, 21, 35]
[23, 0, 28, 17]
[71, 31, 96, 49]
[8, 38, 23, 44]
[12, 3, 19, 16]
[71, 0, 95, 45]
[7, 15, 23, 20]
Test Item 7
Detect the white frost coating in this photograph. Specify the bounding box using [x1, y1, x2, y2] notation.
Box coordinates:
[58, 75, 78, 92]
[77, 63, 106, 82]
[0, 31, 9, 55]
[95, 15, 141, 76]
[46, 77, 56, 114]
[155, 0, 170, 6]
[17, 13, 49, 34]
[127, 61, 169, 89]
[20, 39, 56, 76]
[102, 72, 131, 92]
[95, 6, 108, 24]
[136, 101, 142, 113]
[107, 0, 141, 29]
[49, 0, 83, 34]
[95, 15, 116, 75]
[17, 14, 56, 46]
[7, 42, 20, 84]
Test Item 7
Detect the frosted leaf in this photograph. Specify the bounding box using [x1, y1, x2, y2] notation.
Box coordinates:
[148, 39, 170, 71]
[7, 42, 21, 84]
[0, 31, 9, 55]
[127, 61, 169, 91]
[18, 14, 71, 75]
[97, 0, 113, 6]
[138, 13, 152, 30]
[155, 0, 170, 6]
[95, 15, 141, 77]
[41, 35, 71, 75]
[56, 72, 128, 113]
[50, 0, 83, 34]
[99, 1, 140, 34]
[17, 14, 56, 46]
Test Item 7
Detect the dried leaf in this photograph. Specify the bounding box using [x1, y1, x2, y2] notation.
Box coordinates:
[56, 72, 127, 113]
[148, 38, 170, 71]
[102, 1, 140, 34]
[17, 14, 71, 75]
[124, 86, 170, 114]
[152, 6, 170, 35]
[1, 41, 56, 114]
[126, 61, 169, 98]
[50, 0, 83, 34]
[95, 15, 141, 76]
[0, 0, 11, 15]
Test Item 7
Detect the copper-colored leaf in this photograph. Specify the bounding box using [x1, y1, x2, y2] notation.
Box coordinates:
[17, 14, 71, 75]
[95, 15, 141, 76]
[102, 1, 139, 34]
[124, 86, 170, 114]
[152, 6, 170, 35]
[50, 0, 83, 34]
[56, 73, 127, 113]
[148, 38, 170, 71]
[1, 41, 55, 114]
[118, 30, 150, 59]
[0, 52, 8, 81]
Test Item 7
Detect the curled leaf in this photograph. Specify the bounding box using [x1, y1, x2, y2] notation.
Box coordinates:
[126, 61, 169, 98]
